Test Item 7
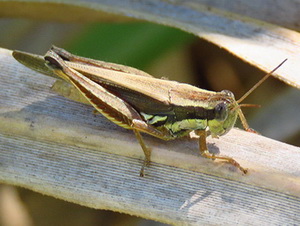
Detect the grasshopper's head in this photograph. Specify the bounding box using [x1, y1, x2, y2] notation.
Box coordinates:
[207, 58, 287, 137]
[207, 90, 239, 137]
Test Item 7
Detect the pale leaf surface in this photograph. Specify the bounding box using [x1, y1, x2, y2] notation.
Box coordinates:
[1, 48, 300, 224]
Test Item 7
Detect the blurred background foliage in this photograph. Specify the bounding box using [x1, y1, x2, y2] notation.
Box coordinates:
[0, 9, 299, 226]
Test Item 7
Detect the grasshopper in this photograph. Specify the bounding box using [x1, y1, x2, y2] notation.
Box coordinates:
[13, 46, 286, 176]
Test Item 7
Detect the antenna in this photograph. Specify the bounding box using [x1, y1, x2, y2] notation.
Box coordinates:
[237, 59, 287, 104]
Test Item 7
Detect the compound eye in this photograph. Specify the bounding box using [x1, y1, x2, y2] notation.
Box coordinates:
[214, 102, 228, 121]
